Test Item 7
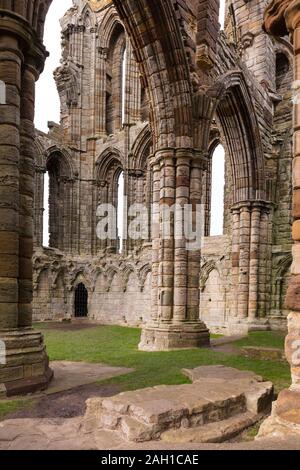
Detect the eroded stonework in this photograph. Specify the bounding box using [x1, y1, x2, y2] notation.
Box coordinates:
[32, 0, 293, 337]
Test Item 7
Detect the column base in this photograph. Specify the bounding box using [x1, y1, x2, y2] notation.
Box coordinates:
[227, 318, 270, 335]
[0, 328, 53, 397]
[257, 389, 300, 439]
[139, 322, 210, 351]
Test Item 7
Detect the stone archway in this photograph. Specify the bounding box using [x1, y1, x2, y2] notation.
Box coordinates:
[74, 283, 88, 318]
[0, 1, 298, 413]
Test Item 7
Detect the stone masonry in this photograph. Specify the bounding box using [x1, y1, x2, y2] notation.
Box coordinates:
[0, 2, 299, 429]
[31, 1, 293, 340]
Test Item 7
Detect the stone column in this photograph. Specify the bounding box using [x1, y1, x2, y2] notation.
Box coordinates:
[139, 148, 209, 351]
[0, 13, 52, 397]
[19, 64, 36, 327]
[248, 205, 261, 322]
[229, 201, 272, 334]
[231, 207, 240, 319]
[34, 167, 45, 248]
[150, 159, 160, 322]
[0, 35, 20, 331]
[260, 0, 300, 435]
[238, 204, 251, 320]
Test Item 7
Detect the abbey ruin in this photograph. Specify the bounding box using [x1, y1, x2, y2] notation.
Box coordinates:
[33, 0, 293, 339]
[1, 0, 300, 444]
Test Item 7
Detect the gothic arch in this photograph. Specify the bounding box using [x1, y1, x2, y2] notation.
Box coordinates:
[99, 8, 127, 134]
[80, 2, 96, 24]
[96, 147, 124, 185]
[99, 6, 125, 48]
[131, 125, 152, 171]
[45, 146, 74, 178]
[209, 71, 266, 203]
[44, 147, 74, 251]
[138, 263, 152, 292]
[112, 0, 194, 149]
[200, 260, 222, 293]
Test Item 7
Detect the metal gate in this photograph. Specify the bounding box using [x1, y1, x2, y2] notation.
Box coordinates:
[75, 283, 88, 317]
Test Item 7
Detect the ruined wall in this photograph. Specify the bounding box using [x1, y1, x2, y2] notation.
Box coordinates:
[32, 0, 293, 334]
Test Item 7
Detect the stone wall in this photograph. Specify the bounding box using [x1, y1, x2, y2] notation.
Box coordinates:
[33, 246, 152, 326]
[32, 0, 293, 335]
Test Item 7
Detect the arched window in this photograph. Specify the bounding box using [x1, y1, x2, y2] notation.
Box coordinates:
[45, 151, 72, 251]
[75, 283, 88, 317]
[121, 47, 127, 126]
[117, 171, 124, 253]
[43, 171, 50, 247]
[106, 24, 126, 135]
[210, 144, 225, 236]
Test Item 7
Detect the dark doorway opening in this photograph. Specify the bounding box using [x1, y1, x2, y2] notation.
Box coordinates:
[75, 283, 88, 318]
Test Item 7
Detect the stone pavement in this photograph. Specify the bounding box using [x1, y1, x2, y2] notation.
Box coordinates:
[0, 417, 300, 450]
[0, 365, 279, 450]
[45, 362, 133, 395]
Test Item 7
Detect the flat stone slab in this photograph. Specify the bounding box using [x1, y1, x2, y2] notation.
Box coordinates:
[0, 418, 97, 450]
[45, 362, 133, 395]
[182, 365, 263, 383]
[83, 365, 274, 443]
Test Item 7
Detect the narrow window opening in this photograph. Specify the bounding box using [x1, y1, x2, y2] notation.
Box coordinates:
[0, 80, 6, 104]
[117, 171, 124, 253]
[43, 171, 50, 247]
[121, 48, 127, 126]
[210, 144, 225, 236]
[219, 0, 226, 30]
[140, 86, 149, 122]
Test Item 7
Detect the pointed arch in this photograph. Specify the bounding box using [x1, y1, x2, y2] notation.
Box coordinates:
[96, 147, 124, 183]
[209, 71, 266, 203]
[99, 6, 125, 48]
[44, 146, 74, 251]
[131, 125, 152, 171]
[112, 0, 193, 149]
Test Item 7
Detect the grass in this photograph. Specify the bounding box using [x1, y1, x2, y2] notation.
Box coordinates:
[234, 331, 286, 350]
[0, 326, 290, 422]
[35, 324, 290, 392]
[0, 400, 33, 420]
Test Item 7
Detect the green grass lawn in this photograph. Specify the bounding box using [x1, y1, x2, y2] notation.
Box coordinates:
[35, 324, 290, 392]
[0, 400, 33, 420]
[0, 325, 290, 421]
[234, 331, 286, 350]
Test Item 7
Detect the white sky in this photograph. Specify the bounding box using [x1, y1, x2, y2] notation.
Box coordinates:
[39, 0, 226, 245]
[35, 0, 73, 132]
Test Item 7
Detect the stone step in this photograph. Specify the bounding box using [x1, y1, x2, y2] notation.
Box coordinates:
[161, 411, 259, 444]
[84, 366, 274, 443]
[97, 383, 247, 441]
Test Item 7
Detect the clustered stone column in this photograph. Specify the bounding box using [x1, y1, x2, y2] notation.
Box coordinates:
[0, 10, 52, 396]
[139, 148, 210, 351]
[263, 0, 300, 432]
[229, 201, 272, 333]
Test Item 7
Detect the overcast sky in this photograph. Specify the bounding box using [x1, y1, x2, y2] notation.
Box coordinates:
[38, 0, 226, 245]
[35, 0, 73, 132]
[36, 0, 226, 132]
